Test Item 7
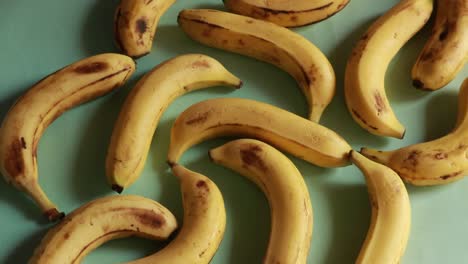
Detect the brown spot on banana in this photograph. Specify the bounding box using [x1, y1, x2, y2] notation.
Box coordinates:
[185, 111, 210, 125]
[196, 180, 209, 191]
[351, 109, 379, 130]
[74, 62, 109, 74]
[4, 138, 25, 177]
[434, 152, 448, 160]
[135, 211, 166, 228]
[240, 145, 268, 172]
[440, 171, 462, 180]
[374, 91, 386, 115]
[192, 60, 211, 68]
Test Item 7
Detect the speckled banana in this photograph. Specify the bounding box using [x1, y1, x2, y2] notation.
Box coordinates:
[345, 0, 433, 138]
[167, 98, 352, 167]
[350, 151, 411, 264]
[130, 164, 226, 264]
[29, 195, 178, 264]
[178, 9, 336, 122]
[412, 0, 468, 90]
[361, 78, 468, 186]
[114, 0, 176, 58]
[223, 0, 350, 27]
[209, 139, 312, 263]
[0, 54, 135, 221]
[106, 54, 242, 193]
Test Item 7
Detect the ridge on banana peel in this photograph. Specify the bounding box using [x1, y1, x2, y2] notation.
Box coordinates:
[130, 164, 226, 264]
[29, 195, 178, 264]
[361, 78, 468, 186]
[209, 139, 313, 263]
[0, 53, 135, 221]
[350, 151, 411, 264]
[106, 54, 242, 193]
[114, 0, 176, 58]
[412, 0, 468, 91]
[345, 0, 433, 138]
[167, 98, 352, 167]
[223, 0, 350, 27]
[178, 8, 336, 122]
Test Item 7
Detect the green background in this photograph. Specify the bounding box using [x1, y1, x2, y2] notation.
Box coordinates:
[0, 0, 467, 263]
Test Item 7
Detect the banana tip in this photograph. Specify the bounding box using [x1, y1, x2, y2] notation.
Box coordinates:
[111, 184, 124, 194]
[44, 208, 65, 222]
[236, 80, 243, 89]
[167, 160, 176, 168]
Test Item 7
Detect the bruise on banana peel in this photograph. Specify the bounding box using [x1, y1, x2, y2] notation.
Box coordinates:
[361, 78, 468, 186]
[224, 0, 350, 27]
[114, 0, 176, 58]
[106, 54, 241, 193]
[209, 139, 312, 263]
[344, 0, 433, 139]
[412, 0, 468, 90]
[167, 98, 352, 168]
[127, 165, 226, 263]
[29, 195, 177, 264]
[178, 9, 336, 122]
[0, 53, 135, 221]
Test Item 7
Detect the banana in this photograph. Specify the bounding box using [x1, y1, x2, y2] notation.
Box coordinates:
[412, 0, 468, 90]
[361, 78, 468, 186]
[223, 0, 350, 27]
[29, 195, 178, 264]
[178, 9, 336, 122]
[167, 98, 352, 167]
[130, 164, 226, 264]
[209, 139, 312, 263]
[350, 151, 411, 264]
[345, 0, 433, 138]
[114, 0, 176, 58]
[0, 53, 135, 221]
[106, 54, 242, 193]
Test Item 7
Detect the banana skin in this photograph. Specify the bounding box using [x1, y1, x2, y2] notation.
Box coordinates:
[178, 9, 336, 122]
[0, 53, 135, 221]
[209, 139, 312, 263]
[106, 54, 242, 193]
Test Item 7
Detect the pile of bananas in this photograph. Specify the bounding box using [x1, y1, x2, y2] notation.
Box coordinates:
[0, 0, 466, 263]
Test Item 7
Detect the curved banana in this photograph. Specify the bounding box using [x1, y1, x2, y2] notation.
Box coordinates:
[130, 164, 226, 264]
[29, 195, 178, 264]
[167, 98, 352, 167]
[114, 0, 176, 58]
[361, 78, 468, 186]
[0, 54, 135, 221]
[209, 139, 312, 263]
[178, 9, 336, 122]
[350, 151, 411, 264]
[345, 0, 433, 138]
[412, 0, 468, 90]
[223, 0, 350, 27]
[106, 54, 242, 193]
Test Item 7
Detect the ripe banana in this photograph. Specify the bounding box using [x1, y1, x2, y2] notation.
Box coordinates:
[167, 98, 352, 167]
[345, 0, 433, 138]
[0, 53, 135, 221]
[223, 0, 350, 27]
[209, 139, 312, 263]
[29, 195, 178, 264]
[131, 164, 226, 264]
[114, 0, 176, 58]
[178, 9, 336, 122]
[350, 151, 411, 264]
[106, 54, 242, 193]
[412, 0, 468, 90]
[361, 78, 468, 186]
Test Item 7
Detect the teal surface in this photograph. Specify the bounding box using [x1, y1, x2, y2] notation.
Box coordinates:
[0, 0, 467, 263]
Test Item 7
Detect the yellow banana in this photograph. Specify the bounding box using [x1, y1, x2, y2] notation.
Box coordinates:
[350, 151, 411, 264]
[0, 54, 135, 221]
[412, 0, 468, 90]
[178, 9, 336, 122]
[361, 78, 468, 186]
[131, 164, 226, 264]
[223, 0, 350, 27]
[167, 98, 352, 167]
[29, 195, 178, 264]
[106, 54, 242, 193]
[114, 0, 176, 58]
[345, 0, 433, 138]
[209, 139, 312, 263]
